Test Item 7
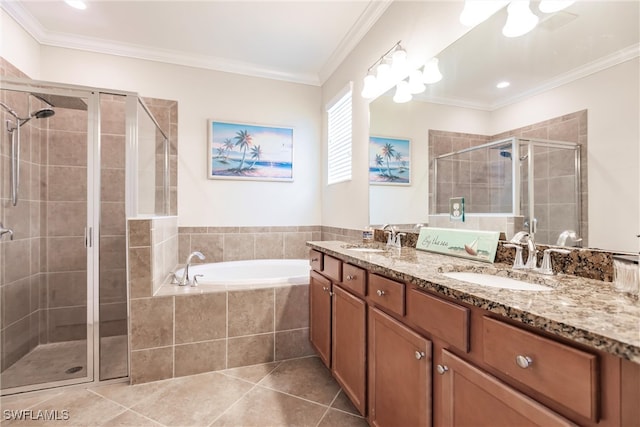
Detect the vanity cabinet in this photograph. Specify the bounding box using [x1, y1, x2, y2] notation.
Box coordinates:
[369, 307, 432, 427]
[439, 350, 574, 427]
[309, 252, 367, 416]
[309, 270, 332, 367]
[332, 284, 367, 415]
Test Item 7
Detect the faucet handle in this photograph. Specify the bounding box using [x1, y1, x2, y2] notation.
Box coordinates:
[537, 248, 571, 275]
[0, 222, 14, 241]
[192, 274, 204, 287]
[504, 244, 526, 269]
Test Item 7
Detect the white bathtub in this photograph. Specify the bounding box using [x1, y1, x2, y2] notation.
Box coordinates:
[158, 259, 310, 295]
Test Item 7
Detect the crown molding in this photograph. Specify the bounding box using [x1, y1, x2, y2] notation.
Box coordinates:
[318, 0, 393, 85]
[1, 0, 351, 86]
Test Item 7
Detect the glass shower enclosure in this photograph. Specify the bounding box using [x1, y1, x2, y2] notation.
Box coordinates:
[432, 137, 583, 246]
[0, 77, 169, 395]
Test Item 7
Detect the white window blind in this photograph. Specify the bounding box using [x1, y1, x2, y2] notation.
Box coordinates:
[326, 85, 352, 185]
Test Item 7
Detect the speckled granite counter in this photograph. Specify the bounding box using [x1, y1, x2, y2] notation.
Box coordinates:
[307, 241, 640, 364]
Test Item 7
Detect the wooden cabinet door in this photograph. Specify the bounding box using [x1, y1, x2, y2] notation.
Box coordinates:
[369, 307, 432, 427]
[310, 271, 332, 368]
[332, 285, 367, 416]
[439, 350, 575, 427]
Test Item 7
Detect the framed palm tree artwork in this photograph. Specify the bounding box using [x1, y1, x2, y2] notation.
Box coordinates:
[369, 136, 411, 185]
[208, 120, 294, 181]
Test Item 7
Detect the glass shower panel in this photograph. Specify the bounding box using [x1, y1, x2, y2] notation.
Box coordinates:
[529, 143, 581, 246]
[0, 88, 91, 392]
[137, 100, 168, 216]
[98, 93, 128, 380]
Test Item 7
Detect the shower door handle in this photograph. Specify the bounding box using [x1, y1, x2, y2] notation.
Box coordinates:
[85, 227, 93, 248]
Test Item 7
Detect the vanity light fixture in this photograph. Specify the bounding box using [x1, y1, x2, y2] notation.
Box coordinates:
[393, 80, 413, 103]
[408, 69, 426, 94]
[64, 0, 87, 10]
[496, 81, 511, 88]
[361, 41, 408, 99]
[460, 0, 509, 27]
[503, 0, 539, 37]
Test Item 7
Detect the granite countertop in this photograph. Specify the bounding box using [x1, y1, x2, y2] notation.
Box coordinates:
[307, 240, 640, 364]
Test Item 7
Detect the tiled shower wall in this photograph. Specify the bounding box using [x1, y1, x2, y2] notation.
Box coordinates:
[429, 110, 588, 246]
[0, 58, 45, 369]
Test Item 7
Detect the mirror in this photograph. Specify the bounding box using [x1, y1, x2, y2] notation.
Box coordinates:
[368, 1, 639, 252]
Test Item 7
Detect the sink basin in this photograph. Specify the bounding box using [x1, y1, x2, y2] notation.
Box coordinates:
[347, 247, 386, 253]
[441, 272, 553, 291]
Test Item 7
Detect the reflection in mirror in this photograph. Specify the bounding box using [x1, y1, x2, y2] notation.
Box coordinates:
[368, 1, 639, 252]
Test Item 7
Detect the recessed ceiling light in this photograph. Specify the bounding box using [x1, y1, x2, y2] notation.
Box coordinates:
[496, 81, 511, 89]
[65, 0, 87, 10]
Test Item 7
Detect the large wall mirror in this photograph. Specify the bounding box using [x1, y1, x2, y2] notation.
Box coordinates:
[369, 1, 639, 253]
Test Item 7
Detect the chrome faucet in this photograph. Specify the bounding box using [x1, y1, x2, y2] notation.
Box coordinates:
[508, 231, 537, 269]
[0, 222, 14, 240]
[382, 224, 396, 247]
[537, 248, 571, 275]
[178, 251, 205, 286]
[556, 230, 582, 247]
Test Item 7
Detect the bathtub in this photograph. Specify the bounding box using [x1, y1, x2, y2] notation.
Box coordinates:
[157, 259, 310, 295]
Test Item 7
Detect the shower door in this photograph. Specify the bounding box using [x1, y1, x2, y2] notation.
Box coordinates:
[0, 83, 97, 394]
[521, 140, 582, 246]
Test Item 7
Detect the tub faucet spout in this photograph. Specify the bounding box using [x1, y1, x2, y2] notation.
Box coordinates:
[179, 251, 205, 286]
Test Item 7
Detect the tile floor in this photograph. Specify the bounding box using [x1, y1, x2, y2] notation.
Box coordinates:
[0, 356, 368, 427]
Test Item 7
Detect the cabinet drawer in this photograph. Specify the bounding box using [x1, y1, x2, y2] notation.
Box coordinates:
[406, 289, 469, 352]
[482, 316, 598, 421]
[368, 273, 405, 316]
[309, 250, 323, 272]
[341, 264, 366, 297]
[323, 255, 342, 282]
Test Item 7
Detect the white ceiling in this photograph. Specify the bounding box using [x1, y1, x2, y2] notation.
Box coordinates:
[2, 0, 391, 85]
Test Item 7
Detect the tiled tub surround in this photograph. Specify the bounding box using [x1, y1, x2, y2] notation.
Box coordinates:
[308, 241, 640, 363]
[128, 221, 319, 384]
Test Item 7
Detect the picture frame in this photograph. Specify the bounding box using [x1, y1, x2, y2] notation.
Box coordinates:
[208, 120, 294, 181]
[369, 135, 411, 185]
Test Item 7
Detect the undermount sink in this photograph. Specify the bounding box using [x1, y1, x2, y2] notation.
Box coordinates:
[441, 272, 553, 291]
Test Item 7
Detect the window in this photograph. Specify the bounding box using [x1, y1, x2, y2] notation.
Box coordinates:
[326, 84, 353, 185]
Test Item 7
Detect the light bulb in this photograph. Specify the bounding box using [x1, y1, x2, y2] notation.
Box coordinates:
[423, 58, 443, 84]
[503, 0, 539, 38]
[393, 81, 412, 103]
[538, 0, 575, 13]
[65, 0, 87, 10]
[460, 0, 509, 27]
[361, 74, 378, 99]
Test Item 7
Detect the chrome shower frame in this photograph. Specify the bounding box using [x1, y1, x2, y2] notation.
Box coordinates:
[0, 76, 170, 396]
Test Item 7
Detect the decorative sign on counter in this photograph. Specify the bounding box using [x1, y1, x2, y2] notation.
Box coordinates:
[416, 227, 500, 263]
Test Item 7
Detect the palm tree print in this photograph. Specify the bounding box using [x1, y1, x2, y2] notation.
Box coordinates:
[223, 138, 235, 161]
[248, 145, 262, 169]
[381, 142, 396, 177]
[375, 154, 385, 175]
[234, 130, 253, 170]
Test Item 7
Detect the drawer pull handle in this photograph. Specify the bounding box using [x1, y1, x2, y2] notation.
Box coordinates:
[346, 275, 355, 281]
[322, 286, 329, 292]
[515, 355, 533, 369]
[415, 351, 425, 360]
[436, 364, 449, 375]
[376, 289, 386, 297]
[312, 257, 319, 262]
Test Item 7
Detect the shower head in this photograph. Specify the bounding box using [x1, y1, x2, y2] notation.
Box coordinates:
[32, 108, 55, 119]
[499, 149, 528, 161]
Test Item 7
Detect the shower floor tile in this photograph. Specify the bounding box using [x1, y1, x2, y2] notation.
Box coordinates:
[0, 356, 368, 427]
[1, 336, 128, 390]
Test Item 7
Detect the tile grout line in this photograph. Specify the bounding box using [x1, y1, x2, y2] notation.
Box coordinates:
[314, 387, 343, 427]
[206, 382, 260, 427]
[88, 388, 166, 427]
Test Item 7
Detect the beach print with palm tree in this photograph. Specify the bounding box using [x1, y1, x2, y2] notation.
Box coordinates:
[369, 136, 410, 184]
[210, 121, 293, 180]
